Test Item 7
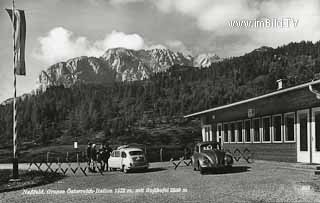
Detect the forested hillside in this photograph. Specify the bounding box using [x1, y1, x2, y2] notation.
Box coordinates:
[1, 41, 320, 148]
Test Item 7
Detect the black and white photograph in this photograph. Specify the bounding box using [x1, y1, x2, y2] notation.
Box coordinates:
[1, 0, 320, 202]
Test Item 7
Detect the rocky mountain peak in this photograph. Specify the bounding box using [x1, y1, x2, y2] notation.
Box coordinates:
[37, 47, 194, 90]
[193, 53, 221, 68]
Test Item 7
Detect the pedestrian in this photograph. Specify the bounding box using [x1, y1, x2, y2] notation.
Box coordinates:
[106, 144, 113, 171]
[86, 142, 92, 170]
[91, 144, 98, 172]
[101, 144, 112, 171]
[97, 144, 104, 171]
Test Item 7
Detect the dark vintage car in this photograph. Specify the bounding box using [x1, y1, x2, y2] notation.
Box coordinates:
[191, 141, 233, 174]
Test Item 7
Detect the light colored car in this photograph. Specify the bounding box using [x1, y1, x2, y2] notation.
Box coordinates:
[108, 146, 149, 173]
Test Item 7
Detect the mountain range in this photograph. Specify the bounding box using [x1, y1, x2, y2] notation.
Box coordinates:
[1, 40, 319, 150]
[37, 48, 221, 90]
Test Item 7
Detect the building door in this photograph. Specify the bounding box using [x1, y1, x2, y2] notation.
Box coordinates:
[311, 107, 320, 164]
[297, 109, 310, 163]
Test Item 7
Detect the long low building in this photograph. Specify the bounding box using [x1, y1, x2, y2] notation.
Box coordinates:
[184, 80, 320, 164]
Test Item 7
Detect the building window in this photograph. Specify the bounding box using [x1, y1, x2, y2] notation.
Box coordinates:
[284, 113, 295, 142]
[217, 123, 222, 143]
[273, 114, 282, 142]
[244, 119, 251, 143]
[202, 125, 212, 141]
[253, 118, 261, 142]
[223, 123, 229, 143]
[230, 123, 236, 143]
[262, 117, 271, 142]
[236, 121, 243, 143]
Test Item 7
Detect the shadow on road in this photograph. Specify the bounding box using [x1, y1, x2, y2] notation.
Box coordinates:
[202, 166, 250, 175]
[129, 167, 167, 173]
[0, 169, 65, 193]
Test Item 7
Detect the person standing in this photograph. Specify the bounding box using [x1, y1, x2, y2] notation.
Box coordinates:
[104, 144, 113, 171]
[91, 144, 98, 172]
[86, 142, 92, 170]
[99, 144, 107, 171]
[98, 144, 104, 171]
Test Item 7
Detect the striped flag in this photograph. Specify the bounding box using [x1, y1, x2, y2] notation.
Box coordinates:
[6, 9, 26, 75]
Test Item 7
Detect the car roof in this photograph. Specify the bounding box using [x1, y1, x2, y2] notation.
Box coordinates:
[120, 148, 143, 152]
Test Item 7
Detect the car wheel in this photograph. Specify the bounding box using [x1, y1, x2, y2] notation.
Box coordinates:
[200, 166, 205, 174]
[197, 161, 201, 171]
[192, 159, 197, 171]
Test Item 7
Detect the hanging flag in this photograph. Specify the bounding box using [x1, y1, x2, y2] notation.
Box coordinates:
[6, 9, 26, 75]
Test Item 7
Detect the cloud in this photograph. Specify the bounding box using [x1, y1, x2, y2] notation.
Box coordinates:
[34, 27, 146, 65]
[165, 40, 192, 55]
[149, 0, 320, 53]
[151, 0, 320, 33]
[34, 27, 194, 65]
[94, 31, 145, 52]
[151, 0, 259, 32]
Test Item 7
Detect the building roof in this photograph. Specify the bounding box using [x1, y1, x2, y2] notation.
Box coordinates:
[184, 79, 320, 118]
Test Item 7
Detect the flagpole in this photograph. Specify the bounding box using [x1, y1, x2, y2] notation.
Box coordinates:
[11, 0, 19, 180]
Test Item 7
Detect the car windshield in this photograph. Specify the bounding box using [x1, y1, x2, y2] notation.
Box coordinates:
[129, 151, 144, 156]
[200, 143, 220, 152]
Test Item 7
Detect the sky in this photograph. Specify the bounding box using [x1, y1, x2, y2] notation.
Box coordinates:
[0, 0, 320, 102]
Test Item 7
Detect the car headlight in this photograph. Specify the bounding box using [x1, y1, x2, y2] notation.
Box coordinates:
[203, 156, 210, 164]
[224, 155, 233, 164]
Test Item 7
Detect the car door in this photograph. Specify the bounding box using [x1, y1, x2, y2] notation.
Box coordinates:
[109, 150, 121, 169]
[108, 151, 116, 168]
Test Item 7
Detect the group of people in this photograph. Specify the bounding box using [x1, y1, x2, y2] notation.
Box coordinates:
[87, 142, 112, 172]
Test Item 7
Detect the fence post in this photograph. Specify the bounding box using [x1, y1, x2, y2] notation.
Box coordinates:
[76, 152, 79, 164]
[66, 152, 69, 162]
[46, 152, 50, 163]
[160, 148, 163, 162]
[82, 151, 85, 162]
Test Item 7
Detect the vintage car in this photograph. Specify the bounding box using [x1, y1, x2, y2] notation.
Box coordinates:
[108, 145, 149, 173]
[191, 141, 233, 174]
